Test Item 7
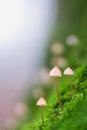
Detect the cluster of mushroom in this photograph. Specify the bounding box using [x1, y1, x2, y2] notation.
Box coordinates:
[36, 66, 74, 125]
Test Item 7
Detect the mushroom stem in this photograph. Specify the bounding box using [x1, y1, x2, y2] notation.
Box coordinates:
[55, 79, 62, 111]
[70, 84, 74, 95]
[68, 77, 74, 95]
[40, 107, 44, 125]
[36, 97, 47, 125]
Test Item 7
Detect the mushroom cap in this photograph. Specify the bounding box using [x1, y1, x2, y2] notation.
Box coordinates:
[63, 67, 74, 75]
[36, 97, 47, 106]
[49, 66, 62, 77]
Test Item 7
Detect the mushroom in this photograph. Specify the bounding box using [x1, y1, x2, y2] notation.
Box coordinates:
[49, 66, 62, 110]
[49, 66, 62, 77]
[63, 67, 74, 94]
[64, 67, 74, 75]
[36, 97, 47, 125]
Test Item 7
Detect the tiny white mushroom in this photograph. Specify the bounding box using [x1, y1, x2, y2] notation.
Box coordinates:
[63, 67, 74, 75]
[36, 97, 47, 125]
[49, 66, 62, 110]
[36, 97, 47, 106]
[49, 66, 62, 77]
[63, 67, 74, 95]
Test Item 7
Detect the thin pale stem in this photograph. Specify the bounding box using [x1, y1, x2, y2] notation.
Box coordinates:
[68, 77, 74, 95]
[55, 79, 62, 111]
[40, 107, 44, 125]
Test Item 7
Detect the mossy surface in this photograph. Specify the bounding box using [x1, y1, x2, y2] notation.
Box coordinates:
[20, 64, 87, 130]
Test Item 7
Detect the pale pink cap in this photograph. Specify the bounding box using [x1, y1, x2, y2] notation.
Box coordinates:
[63, 67, 74, 75]
[36, 97, 47, 106]
[49, 66, 62, 77]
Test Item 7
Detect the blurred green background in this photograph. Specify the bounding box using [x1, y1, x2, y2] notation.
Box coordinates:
[46, 0, 87, 68]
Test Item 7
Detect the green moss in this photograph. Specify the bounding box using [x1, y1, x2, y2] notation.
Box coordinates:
[52, 98, 87, 130]
[73, 64, 87, 93]
[20, 64, 87, 130]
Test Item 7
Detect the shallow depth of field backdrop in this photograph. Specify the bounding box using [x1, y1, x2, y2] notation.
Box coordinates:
[0, 0, 87, 130]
